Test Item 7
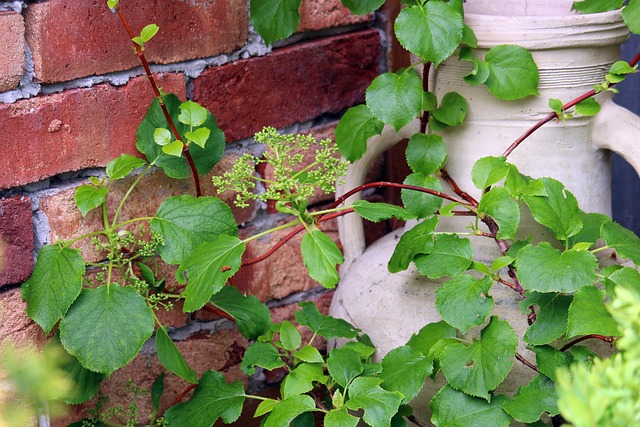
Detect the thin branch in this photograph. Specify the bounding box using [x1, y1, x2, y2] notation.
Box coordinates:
[502, 51, 640, 158]
[440, 169, 478, 207]
[420, 62, 432, 134]
[560, 334, 614, 352]
[171, 383, 197, 407]
[114, 7, 202, 196]
[515, 352, 539, 372]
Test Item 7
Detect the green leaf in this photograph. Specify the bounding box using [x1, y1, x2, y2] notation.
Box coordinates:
[22, 245, 84, 334]
[281, 363, 327, 399]
[436, 275, 494, 333]
[423, 91, 437, 111]
[74, 185, 108, 217]
[407, 321, 457, 357]
[569, 212, 610, 247]
[180, 235, 246, 312]
[162, 139, 184, 157]
[484, 45, 540, 101]
[255, 399, 279, 417]
[106, 154, 146, 180]
[155, 326, 198, 384]
[521, 292, 572, 346]
[295, 302, 359, 339]
[140, 24, 159, 42]
[151, 372, 164, 413]
[516, 243, 598, 293]
[340, 0, 384, 14]
[107, 0, 119, 9]
[504, 165, 546, 198]
[366, 69, 423, 131]
[491, 256, 514, 272]
[401, 173, 443, 218]
[414, 234, 473, 279]
[441, 317, 518, 400]
[301, 229, 344, 288]
[346, 377, 403, 427]
[132, 36, 145, 47]
[185, 127, 211, 149]
[352, 200, 415, 223]
[532, 345, 571, 382]
[462, 24, 478, 48]
[566, 286, 619, 338]
[154, 127, 172, 146]
[136, 94, 225, 178]
[471, 156, 509, 190]
[279, 320, 302, 351]
[430, 385, 511, 427]
[605, 267, 640, 294]
[327, 347, 363, 388]
[388, 216, 438, 273]
[293, 345, 324, 364]
[210, 286, 271, 340]
[502, 374, 559, 423]
[178, 100, 208, 127]
[241, 342, 285, 375]
[336, 105, 384, 162]
[610, 60, 637, 75]
[325, 409, 359, 427]
[478, 187, 520, 240]
[574, 98, 601, 116]
[459, 47, 490, 86]
[432, 92, 467, 127]
[263, 395, 316, 427]
[60, 348, 105, 404]
[601, 221, 640, 264]
[406, 133, 447, 175]
[59, 285, 154, 375]
[164, 370, 245, 426]
[152, 195, 238, 265]
[250, 0, 302, 45]
[548, 98, 564, 114]
[394, 3, 463, 65]
[380, 346, 433, 403]
[524, 178, 583, 241]
[572, 0, 624, 14]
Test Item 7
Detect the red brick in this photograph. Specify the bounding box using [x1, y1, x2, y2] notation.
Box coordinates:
[0, 12, 25, 92]
[299, 0, 371, 32]
[0, 287, 46, 348]
[25, 0, 248, 84]
[235, 219, 339, 301]
[0, 196, 34, 286]
[40, 160, 254, 263]
[0, 73, 185, 190]
[191, 30, 381, 142]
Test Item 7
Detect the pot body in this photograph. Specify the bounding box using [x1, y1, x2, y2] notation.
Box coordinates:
[330, 1, 640, 422]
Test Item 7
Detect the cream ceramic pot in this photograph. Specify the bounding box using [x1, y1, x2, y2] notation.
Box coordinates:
[329, 0, 640, 421]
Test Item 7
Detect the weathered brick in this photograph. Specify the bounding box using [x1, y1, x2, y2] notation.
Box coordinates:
[299, 0, 371, 32]
[40, 158, 254, 263]
[235, 218, 339, 301]
[25, 0, 248, 83]
[0, 73, 185, 190]
[191, 30, 381, 142]
[0, 287, 46, 348]
[0, 12, 25, 92]
[0, 196, 34, 286]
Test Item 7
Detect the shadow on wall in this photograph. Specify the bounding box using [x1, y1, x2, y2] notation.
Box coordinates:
[612, 33, 640, 234]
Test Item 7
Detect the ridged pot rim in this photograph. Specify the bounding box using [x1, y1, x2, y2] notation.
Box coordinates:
[465, 9, 629, 49]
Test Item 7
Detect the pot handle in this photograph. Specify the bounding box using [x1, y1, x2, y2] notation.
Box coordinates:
[591, 98, 640, 177]
[337, 119, 420, 275]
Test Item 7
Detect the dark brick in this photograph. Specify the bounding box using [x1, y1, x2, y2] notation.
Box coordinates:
[0, 196, 34, 286]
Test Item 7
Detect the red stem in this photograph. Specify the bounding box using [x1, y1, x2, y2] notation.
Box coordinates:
[115, 7, 202, 197]
[440, 169, 479, 207]
[171, 383, 197, 407]
[502, 51, 640, 159]
[420, 62, 432, 134]
[560, 334, 614, 352]
[515, 352, 539, 372]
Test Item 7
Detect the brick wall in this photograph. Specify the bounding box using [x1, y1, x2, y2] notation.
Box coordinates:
[0, 0, 388, 424]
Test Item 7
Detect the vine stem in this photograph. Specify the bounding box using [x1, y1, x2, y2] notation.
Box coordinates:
[560, 334, 614, 352]
[330, 181, 474, 210]
[515, 352, 539, 372]
[171, 383, 197, 407]
[502, 51, 640, 158]
[114, 7, 202, 197]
